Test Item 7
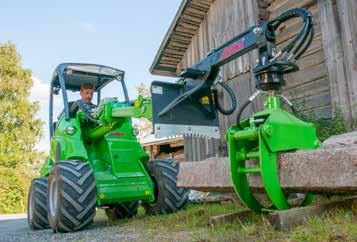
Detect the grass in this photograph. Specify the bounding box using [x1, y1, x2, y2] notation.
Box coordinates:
[98, 198, 357, 242]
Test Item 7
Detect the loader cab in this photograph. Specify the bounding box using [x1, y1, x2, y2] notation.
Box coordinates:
[49, 63, 129, 138]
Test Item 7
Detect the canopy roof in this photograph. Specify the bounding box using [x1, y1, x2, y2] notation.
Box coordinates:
[51, 63, 125, 91]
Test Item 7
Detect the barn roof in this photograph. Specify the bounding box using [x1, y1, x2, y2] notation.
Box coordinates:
[150, 0, 214, 77]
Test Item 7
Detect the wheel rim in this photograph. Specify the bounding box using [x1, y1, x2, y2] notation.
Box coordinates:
[29, 187, 34, 221]
[49, 177, 58, 217]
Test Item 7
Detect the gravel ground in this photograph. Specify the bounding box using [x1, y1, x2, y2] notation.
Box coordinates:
[0, 211, 194, 242]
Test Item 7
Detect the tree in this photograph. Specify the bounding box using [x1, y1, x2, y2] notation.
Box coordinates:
[136, 82, 151, 98]
[0, 43, 44, 213]
[134, 83, 152, 141]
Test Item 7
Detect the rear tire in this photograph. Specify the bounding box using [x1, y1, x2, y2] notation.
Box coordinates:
[105, 201, 139, 220]
[27, 177, 50, 230]
[47, 160, 97, 232]
[142, 159, 189, 215]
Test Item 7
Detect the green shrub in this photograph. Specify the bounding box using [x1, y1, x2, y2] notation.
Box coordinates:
[0, 42, 44, 214]
[0, 167, 25, 214]
[296, 109, 347, 141]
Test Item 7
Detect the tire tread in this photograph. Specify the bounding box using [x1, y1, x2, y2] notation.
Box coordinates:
[143, 159, 189, 215]
[47, 160, 96, 232]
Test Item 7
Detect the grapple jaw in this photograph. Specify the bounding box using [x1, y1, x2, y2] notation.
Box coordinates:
[151, 80, 220, 138]
[227, 96, 320, 212]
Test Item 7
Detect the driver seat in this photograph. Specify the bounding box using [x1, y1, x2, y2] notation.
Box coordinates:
[57, 101, 80, 120]
[68, 101, 80, 118]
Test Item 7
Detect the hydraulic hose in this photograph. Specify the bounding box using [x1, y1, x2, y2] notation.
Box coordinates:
[269, 8, 314, 62]
[214, 81, 237, 115]
[295, 25, 314, 59]
[236, 99, 251, 130]
[280, 95, 298, 115]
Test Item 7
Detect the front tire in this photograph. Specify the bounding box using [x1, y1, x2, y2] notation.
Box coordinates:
[142, 159, 189, 215]
[47, 160, 97, 232]
[105, 201, 139, 220]
[27, 177, 50, 230]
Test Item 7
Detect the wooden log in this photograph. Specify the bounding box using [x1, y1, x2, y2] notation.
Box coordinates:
[209, 210, 254, 226]
[267, 196, 357, 230]
[177, 133, 357, 194]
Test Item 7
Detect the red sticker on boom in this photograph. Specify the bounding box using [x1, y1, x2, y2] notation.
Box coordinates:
[221, 38, 244, 60]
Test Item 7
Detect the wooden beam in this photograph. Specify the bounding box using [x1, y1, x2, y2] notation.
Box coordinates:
[176, 26, 197, 35]
[182, 14, 204, 24]
[178, 22, 200, 31]
[209, 210, 254, 226]
[267, 196, 357, 230]
[168, 41, 190, 49]
[173, 30, 195, 38]
[163, 49, 185, 57]
[186, 6, 208, 17]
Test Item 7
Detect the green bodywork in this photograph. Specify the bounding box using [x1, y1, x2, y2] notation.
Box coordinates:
[226, 95, 321, 212]
[40, 96, 155, 206]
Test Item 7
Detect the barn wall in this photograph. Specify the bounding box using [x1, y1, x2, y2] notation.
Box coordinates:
[178, 0, 356, 161]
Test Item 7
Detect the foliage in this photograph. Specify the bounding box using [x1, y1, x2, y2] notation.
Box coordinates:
[0, 42, 44, 213]
[284, 89, 348, 141]
[134, 83, 152, 140]
[296, 109, 347, 141]
[136, 82, 151, 98]
[0, 167, 25, 214]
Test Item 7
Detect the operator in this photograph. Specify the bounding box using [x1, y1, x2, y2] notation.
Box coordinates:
[68, 83, 97, 119]
[78, 83, 96, 108]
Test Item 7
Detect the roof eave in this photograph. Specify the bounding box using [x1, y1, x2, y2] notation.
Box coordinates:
[150, 0, 190, 77]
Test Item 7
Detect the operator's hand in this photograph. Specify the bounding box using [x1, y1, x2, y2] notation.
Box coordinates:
[76, 100, 101, 124]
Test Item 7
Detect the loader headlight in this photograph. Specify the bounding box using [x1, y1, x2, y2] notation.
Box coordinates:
[65, 126, 75, 135]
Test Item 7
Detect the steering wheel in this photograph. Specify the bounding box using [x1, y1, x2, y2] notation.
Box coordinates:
[76, 100, 101, 124]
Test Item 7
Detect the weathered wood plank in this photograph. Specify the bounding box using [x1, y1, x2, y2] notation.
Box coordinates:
[209, 210, 254, 226]
[293, 90, 330, 111]
[301, 105, 332, 119]
[336, 0, 357, 128]
[318, 0, 353, 129]
[284, 62, 326, 89]
[268, 196, 357, 230]
[284, 77, 329, 100]
[269, 0, 316, 17]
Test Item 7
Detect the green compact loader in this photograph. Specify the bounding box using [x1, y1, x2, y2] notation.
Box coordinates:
[27, 63, 189, 232]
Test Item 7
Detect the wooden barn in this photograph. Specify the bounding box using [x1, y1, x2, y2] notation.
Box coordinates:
[150, 0, 357, 161]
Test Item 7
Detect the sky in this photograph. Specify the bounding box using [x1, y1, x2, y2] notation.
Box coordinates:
[0, 0, 181, 151]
